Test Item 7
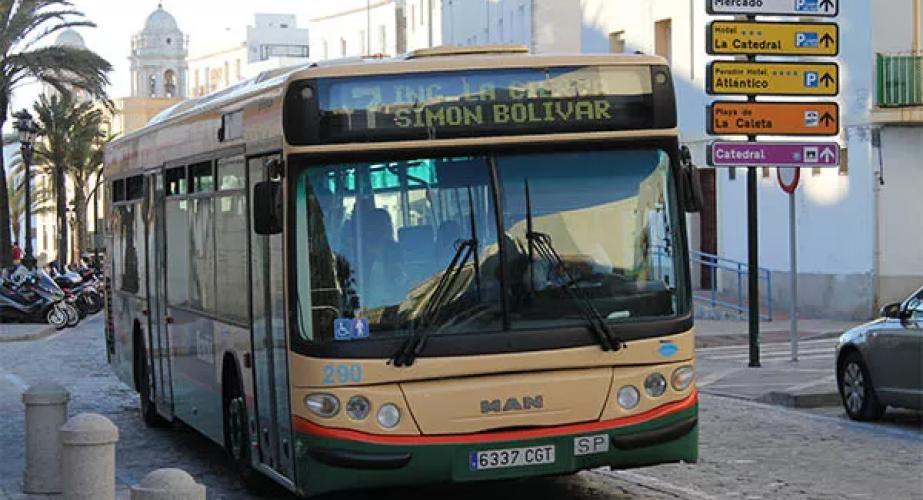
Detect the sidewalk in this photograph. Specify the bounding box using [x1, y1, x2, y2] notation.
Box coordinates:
[693, 317, 864, 409]
[0, 323, 57, 342]
[694, 318, 859, 348]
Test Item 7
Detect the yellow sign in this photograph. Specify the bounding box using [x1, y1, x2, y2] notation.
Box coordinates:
[707, 61, 839, 96]
[708, 21, 838, 56]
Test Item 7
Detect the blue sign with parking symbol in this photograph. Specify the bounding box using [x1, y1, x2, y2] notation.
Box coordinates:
[795, 32, 819, 48]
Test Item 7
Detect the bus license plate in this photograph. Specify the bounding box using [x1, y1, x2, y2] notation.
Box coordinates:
[469, 445, 555, 471]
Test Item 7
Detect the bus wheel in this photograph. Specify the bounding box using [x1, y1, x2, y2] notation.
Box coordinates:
[223, 369, 278, 495]
[134, 333, 166, 428]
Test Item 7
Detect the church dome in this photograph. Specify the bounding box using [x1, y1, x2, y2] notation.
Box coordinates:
[142, 3, 180, 34]
[54, 29, 86, 48]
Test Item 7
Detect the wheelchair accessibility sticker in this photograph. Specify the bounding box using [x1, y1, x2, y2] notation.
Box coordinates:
[334, 318, 370, 341]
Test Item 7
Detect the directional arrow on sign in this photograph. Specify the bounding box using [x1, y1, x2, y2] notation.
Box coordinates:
[821, 33, 835, 48]
[819, 147, 837, 162]
[820, 112, 836, 127]
[821, 73, 835, 88]
[820, 0, 836, 13]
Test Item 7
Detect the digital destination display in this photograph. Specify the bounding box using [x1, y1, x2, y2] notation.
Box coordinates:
[284, 66, 675, 145]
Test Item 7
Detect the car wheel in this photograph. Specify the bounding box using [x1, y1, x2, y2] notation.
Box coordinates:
[838, 351, 884, 421]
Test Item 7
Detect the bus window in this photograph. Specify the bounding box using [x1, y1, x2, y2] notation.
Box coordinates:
[189, 161, 214, 193]
[165, 198, 190, 306]
[189, 197, 216, 312]
[496, 149, 679, 329]
[166, 166, 187, 196]
[215, 160, 248, 323]
[294, 156, 502, 343]
[217, 157, 245, 191]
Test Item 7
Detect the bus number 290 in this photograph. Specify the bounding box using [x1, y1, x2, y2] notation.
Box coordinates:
[322, 364, 363, 385]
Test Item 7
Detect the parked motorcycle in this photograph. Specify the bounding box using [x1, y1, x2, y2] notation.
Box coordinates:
[0, 267, 71, 329]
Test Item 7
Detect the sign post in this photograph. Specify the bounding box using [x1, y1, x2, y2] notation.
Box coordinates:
[706, 0, 840, 368]
[778, 168, 801, 362]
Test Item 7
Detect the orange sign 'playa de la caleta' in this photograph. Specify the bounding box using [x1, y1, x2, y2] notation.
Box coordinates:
[708, 101, 839, 136]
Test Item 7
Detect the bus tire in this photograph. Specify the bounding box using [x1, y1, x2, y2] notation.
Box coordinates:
[222, 362, 278, 495]
[134, 327, 167, 428]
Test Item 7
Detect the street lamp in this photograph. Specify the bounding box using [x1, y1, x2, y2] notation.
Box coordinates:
[12, 109, 39, 269]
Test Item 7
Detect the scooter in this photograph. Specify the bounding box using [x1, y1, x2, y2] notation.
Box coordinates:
[0, 267, 71, 329]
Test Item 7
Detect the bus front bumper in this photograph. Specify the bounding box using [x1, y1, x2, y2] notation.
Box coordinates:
[292, 393, 698, 497]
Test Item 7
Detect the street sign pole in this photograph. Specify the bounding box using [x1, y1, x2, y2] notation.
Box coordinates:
[789, 188, 798, 362]
[746, 34, 760, 368]
[778, 168, 801, 362]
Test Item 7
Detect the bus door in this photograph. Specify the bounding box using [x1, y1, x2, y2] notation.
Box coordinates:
[247, 154, 295, 481]
[146, 171, 174, 419]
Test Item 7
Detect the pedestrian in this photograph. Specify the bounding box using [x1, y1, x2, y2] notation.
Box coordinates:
[11, 242, 22, 265]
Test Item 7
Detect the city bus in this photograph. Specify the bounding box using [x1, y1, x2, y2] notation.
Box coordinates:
[103, 45, 703, 497]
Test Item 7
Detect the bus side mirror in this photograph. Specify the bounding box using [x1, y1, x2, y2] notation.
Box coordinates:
[253, 181, 283, 235]
[680, 146, 704, 213]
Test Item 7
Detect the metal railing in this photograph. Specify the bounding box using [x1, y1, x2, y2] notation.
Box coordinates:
[876, 53, 923, 107]
[690, 249, 773, 321]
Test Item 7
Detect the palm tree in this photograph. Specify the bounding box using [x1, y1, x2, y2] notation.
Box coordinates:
[0, 0, 112, 266]
[65, 110, 110, 261]
[30, 92, 103, 265]
[5, 167, 52, 244]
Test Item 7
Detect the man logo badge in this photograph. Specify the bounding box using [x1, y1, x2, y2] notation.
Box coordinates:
[480, 395, 544, 414]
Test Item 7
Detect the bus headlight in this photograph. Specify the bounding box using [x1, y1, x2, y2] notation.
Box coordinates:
[346, 395, 371, 420]
[644, 373, 667, 397]
[377, 403, 401, 429]
[616, 386, 640, 409]
[671, 366, 695, 391]
[304, 393, 339, 418]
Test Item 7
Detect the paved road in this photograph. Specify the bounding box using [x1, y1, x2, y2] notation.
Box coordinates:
[1, 316, 921, 499]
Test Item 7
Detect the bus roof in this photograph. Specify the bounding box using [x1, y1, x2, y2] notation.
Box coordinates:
[124, 50, 667, 138]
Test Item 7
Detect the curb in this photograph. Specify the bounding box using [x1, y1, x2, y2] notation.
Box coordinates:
[756, 391, 842, 409]
[0, 324, 58, 342]
[695, 330, 842, 348]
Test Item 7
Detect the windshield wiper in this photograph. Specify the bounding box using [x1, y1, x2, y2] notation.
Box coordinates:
[523, 180, 626, 352]
[391, 187, 480, 367]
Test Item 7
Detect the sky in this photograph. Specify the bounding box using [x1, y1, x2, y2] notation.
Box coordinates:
[6, 0, 331, 130]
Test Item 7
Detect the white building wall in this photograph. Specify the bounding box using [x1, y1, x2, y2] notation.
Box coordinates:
[405, 0, 443, 50]
[576, 0, 917, 319]
[441, 0, 579, 53]
[246, 13, 310, 63]
[310, 1, 400, 60]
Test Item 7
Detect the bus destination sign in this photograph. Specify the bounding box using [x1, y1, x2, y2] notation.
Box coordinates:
[292, 66, 676, 144]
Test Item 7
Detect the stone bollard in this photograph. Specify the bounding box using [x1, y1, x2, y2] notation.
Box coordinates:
[22, 382, 70, 494]
[60, 413, 119, 500]
[130, 468, 206, 500]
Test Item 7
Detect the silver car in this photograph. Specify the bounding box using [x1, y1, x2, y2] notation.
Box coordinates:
[835, 286, 923, 421]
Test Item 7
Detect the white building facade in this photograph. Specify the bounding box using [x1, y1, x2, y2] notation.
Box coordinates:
[442, 0, 579, 53]
[571, 0, 922, 319]
[189, 13, 310, 97]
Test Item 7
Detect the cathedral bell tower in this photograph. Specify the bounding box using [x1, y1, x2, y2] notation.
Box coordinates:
[129, 3, 188, 98]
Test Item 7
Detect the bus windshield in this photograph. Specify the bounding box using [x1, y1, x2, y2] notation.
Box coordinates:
[294, 148, 684, 347]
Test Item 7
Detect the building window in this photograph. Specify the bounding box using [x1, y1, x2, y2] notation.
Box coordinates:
[148, 74, 157, 97]
[411, 5, 416, 32]
[323, 40, 328, 59]
[609, 30, 626, 53]
[223, 62, 229, 86]
[340, 37, 347, 57]
[235, 59, 241, 80]
[655, 19, 672, 64]
[360, 30, 366, 55]
[729, 168, 736, 180]
[762, 167, 770, 178]
[378, 25, 387, 53]
[164, 69, 176, 97]
[420, 0, 425, 25]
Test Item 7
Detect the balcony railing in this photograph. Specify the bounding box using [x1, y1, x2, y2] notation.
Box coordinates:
[876, 53, 923, 107]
